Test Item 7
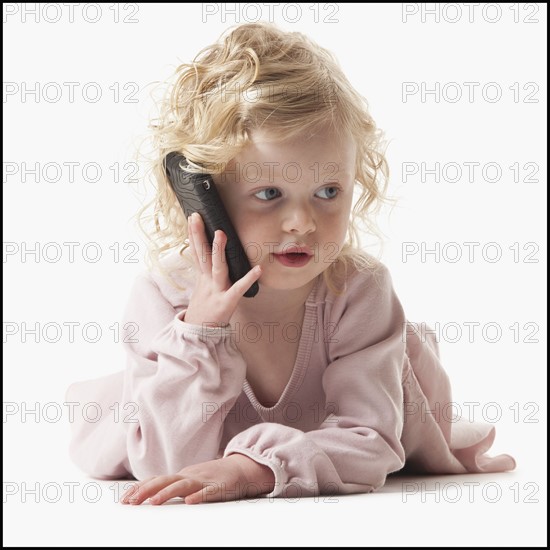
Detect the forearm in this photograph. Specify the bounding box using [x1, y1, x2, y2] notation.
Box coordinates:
[123, 312, 249, 479]
[223, 421, 405, 498]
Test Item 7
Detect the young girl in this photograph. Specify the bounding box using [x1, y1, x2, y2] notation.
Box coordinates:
[66, 22, 516, 505]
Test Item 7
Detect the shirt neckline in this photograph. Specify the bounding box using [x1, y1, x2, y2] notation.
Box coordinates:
[242, 274, 322, 416]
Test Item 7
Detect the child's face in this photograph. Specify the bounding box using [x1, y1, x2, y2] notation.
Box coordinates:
[213, 128, 356, 290]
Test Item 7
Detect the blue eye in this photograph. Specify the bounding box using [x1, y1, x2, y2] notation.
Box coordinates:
[316, 186, 339, 199]
[254, 188, 281, 201]
[254, 186, 340, 201]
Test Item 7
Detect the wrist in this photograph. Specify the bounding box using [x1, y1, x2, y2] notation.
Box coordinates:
[184, 309, 230, 328]
[226, 453, 275, 493]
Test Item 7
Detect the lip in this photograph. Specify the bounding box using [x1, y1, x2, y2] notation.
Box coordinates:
[273, 252, 313, 268]
[275, 244, 314, 256]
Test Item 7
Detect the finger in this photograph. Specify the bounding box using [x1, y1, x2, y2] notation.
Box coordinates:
[121, 475, 182, 505]
[211, 230, 228, 289]
[120, 481, 142, 504]
[186, 215, 199, 267]
[149, 479, 202, 506]
[227, 264, 262, 300]
[188, 214, 213, 275]
[192, 213, 213, 273]
[184, 482, 224, 505]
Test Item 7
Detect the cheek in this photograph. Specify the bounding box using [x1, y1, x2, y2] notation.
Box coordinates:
[233, 214, 263, 248]
[324, 210, 349, 235]
[234, 211, 255, 232]
[323, 213, 351, 253]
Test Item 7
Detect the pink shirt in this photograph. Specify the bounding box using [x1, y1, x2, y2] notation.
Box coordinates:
[66, 250, 515, 498]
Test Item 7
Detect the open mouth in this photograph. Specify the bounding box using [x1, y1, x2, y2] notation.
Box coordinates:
[273, 252, 312, 267]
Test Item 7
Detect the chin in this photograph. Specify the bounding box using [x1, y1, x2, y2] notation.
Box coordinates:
[257, 272, 315, 291]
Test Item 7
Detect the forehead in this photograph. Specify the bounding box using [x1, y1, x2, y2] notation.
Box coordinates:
[237, 128, 356, 171]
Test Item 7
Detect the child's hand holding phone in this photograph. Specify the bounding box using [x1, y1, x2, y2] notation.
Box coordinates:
[183, 212, 262, 327]
[164, 152, 262, 326]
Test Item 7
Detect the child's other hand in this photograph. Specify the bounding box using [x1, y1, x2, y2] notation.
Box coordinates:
[120, 454, 275, 505]
[184, 213, 262, 327]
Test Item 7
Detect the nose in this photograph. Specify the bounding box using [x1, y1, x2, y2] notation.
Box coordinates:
[281, 202, 316, 235]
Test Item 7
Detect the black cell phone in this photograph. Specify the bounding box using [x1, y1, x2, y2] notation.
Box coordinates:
[164, 152, 259, 298]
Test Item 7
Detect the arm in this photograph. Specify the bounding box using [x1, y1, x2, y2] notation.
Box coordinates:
[119, 452, 275, 505]
[67, 271, 248, 480]
[68, 214, 261, 482]
[222, 263, 407, 498]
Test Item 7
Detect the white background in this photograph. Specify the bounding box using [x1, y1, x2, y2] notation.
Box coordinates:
[3, 2, 547, 546]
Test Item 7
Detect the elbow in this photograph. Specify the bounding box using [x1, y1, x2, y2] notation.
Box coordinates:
[125, 425, 168, 480]
[67, 403, 131, 480]
[69, 439, 130, 480]
[125, 425, 190, 480]
[360, 455, 404, 493]
[362, 434, 406, 491]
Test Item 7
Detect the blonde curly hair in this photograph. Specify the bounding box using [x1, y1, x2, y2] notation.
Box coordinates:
[135, 22, 391, 296]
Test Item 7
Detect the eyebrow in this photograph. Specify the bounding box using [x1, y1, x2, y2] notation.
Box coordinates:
[237, 169, 353, 186]
[238, 179, 348, 191]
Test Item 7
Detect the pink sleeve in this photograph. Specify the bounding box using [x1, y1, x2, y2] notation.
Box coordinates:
[223, 265, 407, 498]
[66, 272, 247, 480]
